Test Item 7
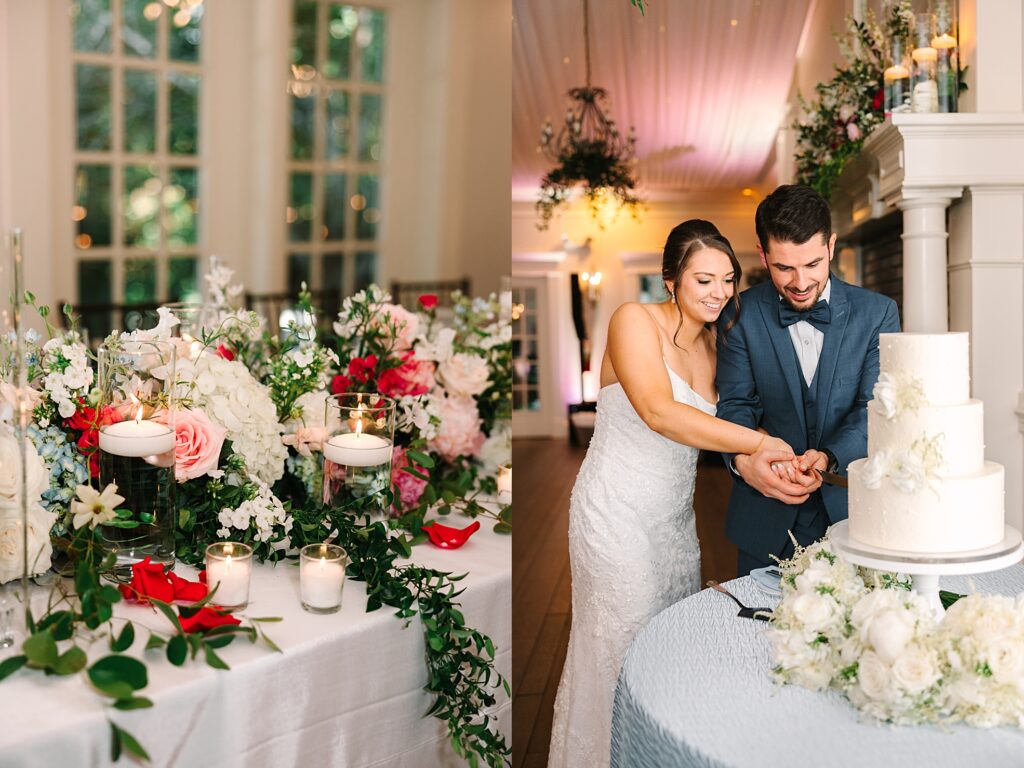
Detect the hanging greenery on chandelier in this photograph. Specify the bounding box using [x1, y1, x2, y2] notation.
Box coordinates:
[536, 0, 642, 230]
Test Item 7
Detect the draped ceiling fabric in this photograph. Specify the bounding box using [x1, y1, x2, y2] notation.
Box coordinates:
[512, 0, 813, 197]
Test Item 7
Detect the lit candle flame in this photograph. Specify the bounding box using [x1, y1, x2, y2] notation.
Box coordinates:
[355, 419, 363, 437]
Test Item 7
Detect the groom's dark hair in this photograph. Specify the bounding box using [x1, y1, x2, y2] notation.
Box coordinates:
[755, 184, 832, 254]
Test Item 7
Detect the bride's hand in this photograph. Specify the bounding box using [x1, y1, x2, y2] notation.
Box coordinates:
[761, 435, 793, 456]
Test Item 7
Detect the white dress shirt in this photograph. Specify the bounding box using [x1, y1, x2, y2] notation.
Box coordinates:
[786, 279, 831, 387]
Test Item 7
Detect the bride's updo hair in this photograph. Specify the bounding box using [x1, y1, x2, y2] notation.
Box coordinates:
[662, 219, 742, 347]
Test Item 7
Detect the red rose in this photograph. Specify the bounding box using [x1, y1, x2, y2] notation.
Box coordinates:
[167, 571, 209, 602]
[378, 352, 435, 398]
[418, 294, 439, 310]
[67, 405, 122, 478]
[215, 344, 235, 362]
[119, 557, 175, 604]
[348, 354, 379, 384]
[872, 89, 884, 111]
[331, 374, 353, 394]
[178, 606, 241, 634]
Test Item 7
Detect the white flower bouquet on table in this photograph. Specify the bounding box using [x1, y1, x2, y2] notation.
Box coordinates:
[770, 532, 1024, 729]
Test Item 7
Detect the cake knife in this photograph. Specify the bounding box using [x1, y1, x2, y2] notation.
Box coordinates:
[815, 469, 848, 489]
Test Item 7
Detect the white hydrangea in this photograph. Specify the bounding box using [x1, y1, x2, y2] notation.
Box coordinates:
[216, 479, 293, 544]
[177, 353, 288, 484]
[478, 422, 511, 471]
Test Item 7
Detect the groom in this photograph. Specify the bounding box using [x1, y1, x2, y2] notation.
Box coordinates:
[716, 184, 900, 576]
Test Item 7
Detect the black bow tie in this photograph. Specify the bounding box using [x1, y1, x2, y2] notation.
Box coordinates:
[779, 300, 831, 331]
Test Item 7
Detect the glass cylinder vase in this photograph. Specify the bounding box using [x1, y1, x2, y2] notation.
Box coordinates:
[322, 393, 396, 518]
[97, 339, 177, 575]
[884, 37, 911, 115]
[932, 0, 958, 113]
[911, 13, 938, 113]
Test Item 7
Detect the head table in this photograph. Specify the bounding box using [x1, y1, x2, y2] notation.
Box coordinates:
[0, 517, 510, 768]
[611, 566, 1024, 768]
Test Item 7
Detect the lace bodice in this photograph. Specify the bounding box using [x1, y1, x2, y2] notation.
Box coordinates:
[548, 362, 716, 768]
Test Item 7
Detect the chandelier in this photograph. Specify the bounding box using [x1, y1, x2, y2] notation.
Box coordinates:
[536, 0, 641, 230]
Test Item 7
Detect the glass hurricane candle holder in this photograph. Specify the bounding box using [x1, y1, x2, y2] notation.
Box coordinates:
[300, 543, 347, 613]
[322, 393, 396, 518]
[911, 13, 938, 113]
[97, 339, 177, 575]
[932, 0, 958, 113]
[162, 302, 213, 342]
[884, 37, 911, 115]
[205, 542, 253, 610]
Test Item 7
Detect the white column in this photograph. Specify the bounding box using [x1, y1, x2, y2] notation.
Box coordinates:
[898, 196, 952, 332]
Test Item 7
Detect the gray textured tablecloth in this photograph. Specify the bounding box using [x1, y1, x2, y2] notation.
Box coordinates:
[611, 567, 1024, 767]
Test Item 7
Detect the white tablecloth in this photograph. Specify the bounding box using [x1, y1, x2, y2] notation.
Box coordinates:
[0, 519, 511, 768]
[612, 566, 1024, 768]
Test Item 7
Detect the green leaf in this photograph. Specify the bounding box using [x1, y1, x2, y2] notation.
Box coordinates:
[149, 598, 183, 633]
[0, 655, 27, 682]
[111, 722, 150, 762]
[203, 645, 230, 670]
[110, 622, 135, 653]
[248, 616, 283, 623]
[484, 637, 495, 659]
[88, 655, 147, 699]
[427, 634, 445, 652]
[493, 522, 512, 534]
[109, 720, 122, 762]
[406, 450, 435, 469]
[166, 634, 187, 666]
[23, 630, 58, 670]
[144, 633, 167, 651]
[53, 646, 88, 676]
[38, 611, 75, 641]
[402, 467, 430, 482]
[113, 696, 153, 711]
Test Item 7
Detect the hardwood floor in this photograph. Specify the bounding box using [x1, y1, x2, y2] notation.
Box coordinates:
[512, 437, 737, 767]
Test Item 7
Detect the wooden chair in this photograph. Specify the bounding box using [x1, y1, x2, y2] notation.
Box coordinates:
[244, 289, 342, 332]
[56, 301, 163, 345]
[389, 278, 470, 311]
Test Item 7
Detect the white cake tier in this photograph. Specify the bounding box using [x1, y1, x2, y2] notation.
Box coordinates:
[879, 332, 969, 406]
[867, 399, 985, 475]
[848, 458, 1004, 553]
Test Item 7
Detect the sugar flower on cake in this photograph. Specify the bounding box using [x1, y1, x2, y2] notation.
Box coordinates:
[861, 434, 946, 494]
[873, 372, 925, 420]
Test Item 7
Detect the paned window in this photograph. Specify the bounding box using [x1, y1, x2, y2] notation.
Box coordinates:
[72, 0, 203, 338]
[287, 2, 385, 314]
[511, 287, 540, 412]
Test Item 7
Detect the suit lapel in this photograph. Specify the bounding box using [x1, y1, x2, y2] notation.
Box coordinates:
[759, 292, 807, 437]
[813, 277, 851, 442]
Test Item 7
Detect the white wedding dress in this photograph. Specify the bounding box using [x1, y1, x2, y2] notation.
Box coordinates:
[548, 361, 714, 768]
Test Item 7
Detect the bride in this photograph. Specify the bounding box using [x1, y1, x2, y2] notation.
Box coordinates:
[547, 220, 795, 768]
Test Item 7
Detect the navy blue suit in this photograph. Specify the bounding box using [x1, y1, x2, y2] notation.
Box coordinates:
[715, 276, 900, 567]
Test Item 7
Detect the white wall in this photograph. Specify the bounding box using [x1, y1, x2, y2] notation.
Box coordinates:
[0, 0, 510, 317]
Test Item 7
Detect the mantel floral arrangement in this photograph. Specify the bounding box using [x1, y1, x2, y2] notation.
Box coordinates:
[0, 260, 512, 766]
[792, 1, 915, 201]
[769, 536, 1024, 728]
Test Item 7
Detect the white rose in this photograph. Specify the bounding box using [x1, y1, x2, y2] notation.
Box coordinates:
[851, 587, 900, 627]
[889, 451, 926, 494]
[857, 651, 892, 701]
[891, 645, 940, 693]
[478, 423, 511, 471]
[438, 353, 491, 397]
[860, 452, 891, 490]
[867, 607, 918, 664]
[789, 592, 838, 634]
[983, 637, 1024, 684]
[0, 505, 56, 584]
[0, 430, 48, 507]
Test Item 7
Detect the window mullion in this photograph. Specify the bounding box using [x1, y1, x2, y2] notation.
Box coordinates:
[156, 3, 170, 301]
[111, 0, 125, 304]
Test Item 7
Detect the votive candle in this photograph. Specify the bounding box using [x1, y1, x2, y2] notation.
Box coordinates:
[300, 543, 347, 613]
[205, 542, 253, 610]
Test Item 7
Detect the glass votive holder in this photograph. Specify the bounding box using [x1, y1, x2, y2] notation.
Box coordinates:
[204, 542, 253, 611]
[300, 543, 347, 614]
[497, 463, 512, 500]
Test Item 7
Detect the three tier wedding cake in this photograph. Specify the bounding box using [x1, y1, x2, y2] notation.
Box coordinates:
[847, 332, 1005, 553]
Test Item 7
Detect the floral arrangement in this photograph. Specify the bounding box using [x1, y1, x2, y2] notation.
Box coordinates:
[792, 1, 914, 200]
[0, 259, 513, 766]
[769, 535, 1024, 728]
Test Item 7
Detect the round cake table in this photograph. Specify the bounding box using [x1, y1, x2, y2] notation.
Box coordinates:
[611, 566, 1024, 768]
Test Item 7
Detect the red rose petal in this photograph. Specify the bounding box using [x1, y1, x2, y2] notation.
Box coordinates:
[178, 606, 241, 634]
[421, 520, 480, 550]
[168, 570, 209, 602]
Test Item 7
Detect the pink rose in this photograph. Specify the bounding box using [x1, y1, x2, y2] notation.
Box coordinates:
[376, 303, 420, 351]
[390, 446, 428, 517]
[428, 395, 485, 462]
[846, 121, 862, 141]
[282, 426, 328, 457]
[438, 353, 491, 397]
[378, 353, 436, 398]
[166, 408, 227, 482]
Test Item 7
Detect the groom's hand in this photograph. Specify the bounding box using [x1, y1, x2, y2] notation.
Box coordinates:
[790, 450, 828, 492]
[735, 449, 811, 505]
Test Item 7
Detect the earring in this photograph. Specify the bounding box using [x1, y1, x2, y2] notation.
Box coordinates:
[668, 289, 675, 302]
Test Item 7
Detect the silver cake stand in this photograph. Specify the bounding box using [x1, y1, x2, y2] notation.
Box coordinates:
[829, 520, 1024, 618]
